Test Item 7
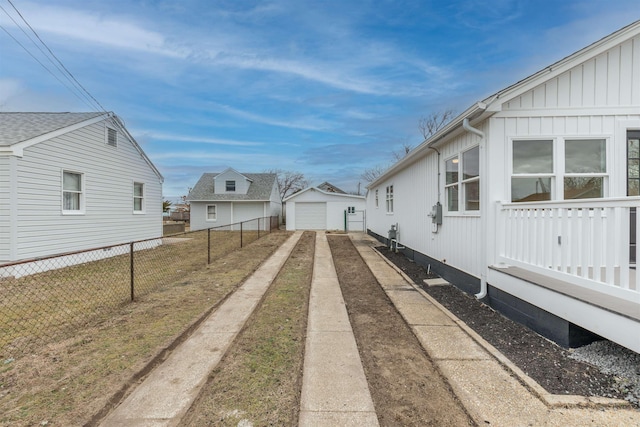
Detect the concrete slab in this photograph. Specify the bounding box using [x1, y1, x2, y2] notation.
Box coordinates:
[299, 233, 378, 426]
[99, 231, 303, 427]
[412, 325, 491, 360]
[437, 359, 549, 426]
[300, 331, 376, 413]
[299, 411, 380, 427]
[385, 288, 430, 304]
[397, 302, 457, 326]
[424, 278, 450, 287]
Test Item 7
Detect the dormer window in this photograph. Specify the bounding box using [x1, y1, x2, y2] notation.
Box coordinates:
[226, 180, 236, 192]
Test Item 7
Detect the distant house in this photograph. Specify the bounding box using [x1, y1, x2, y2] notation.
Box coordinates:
[284, 183, 366, 231]
[187, 168, 281, 230]
[0, 112, 164, 264]
[366, 21, 640, 353]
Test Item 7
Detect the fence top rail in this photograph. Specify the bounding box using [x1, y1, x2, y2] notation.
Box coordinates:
[500, 196, 640, 210]
[1, 216, 278, 269]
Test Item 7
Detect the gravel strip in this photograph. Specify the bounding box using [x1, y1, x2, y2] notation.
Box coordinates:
[569, 340, 640, 406]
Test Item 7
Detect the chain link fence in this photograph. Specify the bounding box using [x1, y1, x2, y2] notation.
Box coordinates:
[0, 216, 279, 357]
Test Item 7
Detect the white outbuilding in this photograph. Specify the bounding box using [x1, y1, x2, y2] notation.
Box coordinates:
[284, 183, 366, 231]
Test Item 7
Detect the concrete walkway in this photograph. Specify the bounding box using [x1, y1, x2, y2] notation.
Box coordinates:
[350, 232, 640, 427]
[298, 233, 378, 426]
[99, 231, 303, 427]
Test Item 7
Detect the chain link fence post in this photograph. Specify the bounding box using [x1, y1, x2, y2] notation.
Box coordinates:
[240, 221, 243, 248]
[130, 241, 135, 301]
[207, 228, 211, 264]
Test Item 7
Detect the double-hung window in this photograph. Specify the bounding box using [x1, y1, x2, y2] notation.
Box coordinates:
[386, 185, 394, 214]
[63, 171, 83, 213]
[511, 138, 607, 202]
[226, 180, 236, 192]
[133, 182, 145, 212]
[206, 204, 217, 221]
[445, 146, 480, 212]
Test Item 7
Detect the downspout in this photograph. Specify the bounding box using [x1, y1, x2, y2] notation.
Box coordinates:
[463, 118, 488, 300]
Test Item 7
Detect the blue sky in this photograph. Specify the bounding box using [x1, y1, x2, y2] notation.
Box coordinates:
[1, 0, 638, 198]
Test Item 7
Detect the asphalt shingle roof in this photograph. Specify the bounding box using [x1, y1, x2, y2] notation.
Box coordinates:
[0, 112, 106, 146]
[187, 173, 277, 201]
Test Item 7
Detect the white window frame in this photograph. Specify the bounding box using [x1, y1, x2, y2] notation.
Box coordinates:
[445, 145, 480, 214]
[385, 185, 394, 214]
[62, 170, 84, 215]
[133, 182, 145, 213]
[206, 204, 217, 221]
[225, 180, 236, 192]
[106, 126, 118, 147]
[510, 137, 609, 202]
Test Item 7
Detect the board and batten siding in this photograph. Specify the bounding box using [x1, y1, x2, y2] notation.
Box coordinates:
[13, 121, 162, 260]
[504, 34, 640, 110]
[367, 126, 486, 279]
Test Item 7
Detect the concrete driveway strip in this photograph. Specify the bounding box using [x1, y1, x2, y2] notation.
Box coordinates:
[99, 231, 303, 427]
[299, 233, 379, 427]
[350, 233, 640, 427]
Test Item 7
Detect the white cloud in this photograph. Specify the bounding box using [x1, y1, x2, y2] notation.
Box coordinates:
[0, 2, 187, 58]
[207, 102, 335, 131]
[138, 131, 263, 147]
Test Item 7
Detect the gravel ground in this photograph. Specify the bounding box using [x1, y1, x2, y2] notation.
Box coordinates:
[569, 340, 640, 406]
[377, 246, 640, 408]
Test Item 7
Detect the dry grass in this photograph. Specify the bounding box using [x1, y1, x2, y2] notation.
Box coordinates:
[0, 231, 291, 427]
[0, 229, 266, 356]
[181, 231, 315, 426]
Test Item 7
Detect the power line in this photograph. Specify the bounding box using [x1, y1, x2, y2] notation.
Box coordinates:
[1, 0, 108, 112]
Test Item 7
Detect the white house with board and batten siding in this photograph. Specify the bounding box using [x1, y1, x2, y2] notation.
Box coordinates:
[0, 112, 164, 271]
[366, 20, 640, 353]
[187, 168, 281, 231]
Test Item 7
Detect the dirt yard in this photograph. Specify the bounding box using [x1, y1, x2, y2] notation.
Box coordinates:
[327, 235, 475, 426]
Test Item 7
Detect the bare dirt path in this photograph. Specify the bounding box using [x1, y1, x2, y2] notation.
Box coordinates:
[327, 235, 475, 426]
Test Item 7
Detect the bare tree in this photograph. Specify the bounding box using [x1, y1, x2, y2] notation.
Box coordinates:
[360, 164, 387, 183]
[266, 169, 308, 201]
[418, 109, 456, 140]
[392, 142, 414, 161]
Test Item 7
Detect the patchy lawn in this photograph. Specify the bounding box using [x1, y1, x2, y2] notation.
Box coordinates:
[0, 231, 291, 427]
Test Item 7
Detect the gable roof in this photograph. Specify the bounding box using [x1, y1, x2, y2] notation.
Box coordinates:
[283, 185, 365, 202]
[187, 173, 277, 201]
[317, 182, 347, 194]
[0, 112, 163, 182]
[369, 19, 640, 187]
[215, 167, 253, 182]
[0, 112, 105, 146]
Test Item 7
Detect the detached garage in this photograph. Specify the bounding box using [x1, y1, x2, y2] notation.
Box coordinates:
[284, 185, 366, 231]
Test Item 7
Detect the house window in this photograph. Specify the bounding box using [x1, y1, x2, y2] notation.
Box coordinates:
[133, 182, 145, 212]
[106, 127, 117, 147]
[375, 189, 379, 208]
[445, 147, 480, 212]
[462, 147, 480, 210]
[226, 180, 236, 192]
[386, 185, 394, 214]
[511, 138, 607, 202]
[62, 171, 83, 213]
[445, 156, 459, 211]
[564, 139, 606, 199]
[206, 204, 217, 221]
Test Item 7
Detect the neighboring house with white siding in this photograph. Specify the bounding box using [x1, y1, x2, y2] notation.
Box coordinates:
[284, 184, 366, 231]
[187, 168, 281, 230]
[366, 20, 640, 353]
[0, 112, 164, 266]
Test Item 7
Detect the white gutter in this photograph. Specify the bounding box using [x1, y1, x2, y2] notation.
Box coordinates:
[462, 118, 488, 300]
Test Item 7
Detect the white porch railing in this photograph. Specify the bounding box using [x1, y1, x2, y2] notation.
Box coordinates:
[496, 197, 640, 301]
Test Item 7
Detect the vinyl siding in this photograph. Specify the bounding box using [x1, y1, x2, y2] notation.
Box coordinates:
[214, 170, 250, 194]
[12, 121, 162, 260]
[504, 35, 640, 110]
[0, 156, 11, 261]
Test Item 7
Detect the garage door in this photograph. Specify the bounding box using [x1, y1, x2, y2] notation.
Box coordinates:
[295, 202, 327, 230]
